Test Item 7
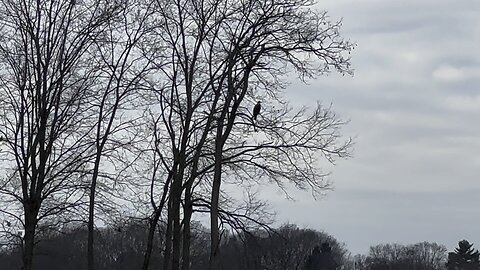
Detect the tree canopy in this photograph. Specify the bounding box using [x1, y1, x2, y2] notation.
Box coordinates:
[447, 240, 480, 270]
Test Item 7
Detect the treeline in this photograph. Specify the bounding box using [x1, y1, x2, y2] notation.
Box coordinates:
[355, 239, 480, 270]
[0, 222, 349, 270]
[2, 218, 479, 270]
[3, 218, 479, 270]
[355, 242, 447, 270]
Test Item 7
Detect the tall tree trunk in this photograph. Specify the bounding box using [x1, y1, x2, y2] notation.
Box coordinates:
[181, 186, 193, 270]
[142, 209, 161, 270]
[163, 197, 174, 270]
[87, 184, 96, 270]
[22, 203, 38, 270]
[171, 173, 183, 270]
[142, 170, 173, 270]
[210, 121, 224, 270]
[87, 155, 102, 270]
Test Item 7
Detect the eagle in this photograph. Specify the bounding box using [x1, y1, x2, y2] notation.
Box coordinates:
[252, 101, 261, 121]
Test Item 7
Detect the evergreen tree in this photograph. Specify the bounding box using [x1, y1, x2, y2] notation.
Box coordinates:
[447, 240, 480, 270]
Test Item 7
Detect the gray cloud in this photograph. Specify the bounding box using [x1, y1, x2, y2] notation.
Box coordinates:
[273, 0, 480, 254]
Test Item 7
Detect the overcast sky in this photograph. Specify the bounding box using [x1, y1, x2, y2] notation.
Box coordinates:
[268, 0, 480, 255]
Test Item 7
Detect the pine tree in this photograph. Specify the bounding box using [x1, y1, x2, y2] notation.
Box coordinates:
[447, 240, 480, 270]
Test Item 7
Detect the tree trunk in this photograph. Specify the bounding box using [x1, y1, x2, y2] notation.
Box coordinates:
[210, 123, 224, 270]
[171, 176, 182, 270]
[142, 171, 173, 270]
[22, 203, 38, 270]
[87, 155, 103, 270]
[181, 186, 193, 270]
[163, 198, 174, 270]
[142, 209, 161, 270]
[88, 141, 106, 270]
[87, 183, 96, 270]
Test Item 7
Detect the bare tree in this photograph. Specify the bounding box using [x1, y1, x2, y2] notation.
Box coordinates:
[83, 1, 154, 269]
[143, 1, 230, 269]
[366, 242, 447, 270]
[143, 1, 354, 270]
[0, 0, 120, 269]
[196, 1, 354, 268]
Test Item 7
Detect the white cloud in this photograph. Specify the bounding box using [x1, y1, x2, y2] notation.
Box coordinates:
[432, 65, 480, 82]
[443, 94, 480, 112]
[432, 65, 465, 82]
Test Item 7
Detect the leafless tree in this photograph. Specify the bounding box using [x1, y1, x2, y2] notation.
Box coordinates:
[366, 242, 447, 270]
[83, 1, 154, 269]
[0, 0, 121, 269]
[194, 1, 354, 269]
[144, 1, 354, 270]
[142, 0, 230, 269]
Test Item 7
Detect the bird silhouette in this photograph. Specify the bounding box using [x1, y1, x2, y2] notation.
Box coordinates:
[252, 101, 261, 121]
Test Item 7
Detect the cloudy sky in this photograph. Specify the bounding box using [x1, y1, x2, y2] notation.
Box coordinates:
[269, 0, 480, 255]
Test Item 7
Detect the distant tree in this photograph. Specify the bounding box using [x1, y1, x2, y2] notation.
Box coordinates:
[365, 242, 447, 270]
[0, 220, 164, 270]
[446, 240, 480, 270]
[410, 242, 448, 270]
[306, 245, 323, 270]
[216, 224, 349, 270]
[305, 242, 339, 270]
[351, 254, 368, 270]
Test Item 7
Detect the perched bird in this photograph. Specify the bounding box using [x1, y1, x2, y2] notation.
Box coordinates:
[252, 101, 261, 121]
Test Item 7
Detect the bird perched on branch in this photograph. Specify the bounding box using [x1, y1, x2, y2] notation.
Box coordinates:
[252, 101, 261, 121]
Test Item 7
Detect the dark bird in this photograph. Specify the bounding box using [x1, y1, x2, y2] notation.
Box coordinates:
[6, 221, 11, 227]
[252, 101, 261, 121]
